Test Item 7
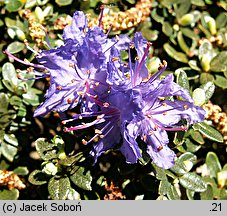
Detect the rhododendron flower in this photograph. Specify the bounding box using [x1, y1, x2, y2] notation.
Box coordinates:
[63, 32, 205, 169]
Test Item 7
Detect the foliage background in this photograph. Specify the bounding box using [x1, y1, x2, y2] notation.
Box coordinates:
[0, 0, 226, 200]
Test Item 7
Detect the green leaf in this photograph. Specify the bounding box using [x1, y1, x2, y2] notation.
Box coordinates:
[216, 12, 227, 29]
[147, 57, 161, 74]
[171, 152, 197, 175]
[175, 68, 189, 91]
[177, 31, 190, 54]
[193, 122, 224, 143]
[55, 0, 73, 6]
[1, 134, 18, 162]
[205, 152, 222, 178]
[188, 60, 201, 71]
[2, 62, 18, 88]
[7, 41, 25, 54]
[67, 188, 80, 200]
[35, 138, 58, 161]
[151, 8, 165, 24]
[167, 185, 180, 200]
[162, 22, 173, 37]
[70, 166, 92, 191]
[192, 88, 206, 106]
[191, 0, 205, 6]
[13, 166, 29, 176]
[177, 138, 201, 153]
[5, 0, 23, 12]
[190, 130, 205, 144]
[200, 184, 213, 200]
[199, 73, 214, 84]
[153, 164, 167, 181]
[0, 93, 9, 112]
[48, 176, 71, 200]
[0, 189, 19, 200]
[210, 51, 227, 73]
[28, 170, 49, 185]
[179, 172, 207, 192]
[186, 189, 195, 200]
[159, 180, 171, 196]
[214, 75, 227, 89]
[164, 43, 188, 63]
[198, 39, 214, 72]
[25, 0, 37, 8]
[199, 81, 215, 103]
[22, 90, 40, 106]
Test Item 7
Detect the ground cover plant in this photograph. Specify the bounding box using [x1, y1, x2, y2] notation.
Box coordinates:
[0, 0, 226, 200]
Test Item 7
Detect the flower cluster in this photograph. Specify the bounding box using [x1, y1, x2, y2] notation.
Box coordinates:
[5, 11, 205, 169]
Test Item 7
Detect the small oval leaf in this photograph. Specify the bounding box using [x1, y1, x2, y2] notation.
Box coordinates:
[70, 166, 92, 191]
[7, 41, 25, 54]
[205, 152, 222, 178]
[193, 122, 224, 143]
[48, 176, 71, 200]
[179, 172, 207, 192]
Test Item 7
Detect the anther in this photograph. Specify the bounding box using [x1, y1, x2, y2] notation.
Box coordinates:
[158, 97, 165, 101]
[163, 112, 167, 116]
[95, 82, 100, 86]
[17, 74, 22, 79]
[130, 44, 135, 49]
[154, 125, 159, 130]
[16, 69, 21, 73]
[112, 57, 119, 62]
[157, 146, 163, 151]
[86, 69, 90, 74]
[97, 114, 105, 119]
[67, 98, 72, 104]
[148, 131, 154, 135]
[57, 85, 62, 90]
[184, 105, 188, 110]
[95, 129, 102, 134]
[135, 56, 139, 61]
[71, 79, 75, 83]
[82, 139, 88, 145]
[103, 102, 109, 108]
[162, 103, 167, 107]
[69, 63, 74, 68]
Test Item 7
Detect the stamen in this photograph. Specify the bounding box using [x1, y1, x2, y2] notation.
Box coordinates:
[24, 39, 39, 55]
[148, 60, 168, 84]
[98, 5, 105, 27]
[4, 50, 45, 69]
[41, 26, 52, 49]
[133, 42, 151, 86]
[106, 24, 113, 37]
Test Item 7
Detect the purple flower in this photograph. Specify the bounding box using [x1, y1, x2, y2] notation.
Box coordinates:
[64, 32, 205, 169]
[5, 11, 130, 117]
